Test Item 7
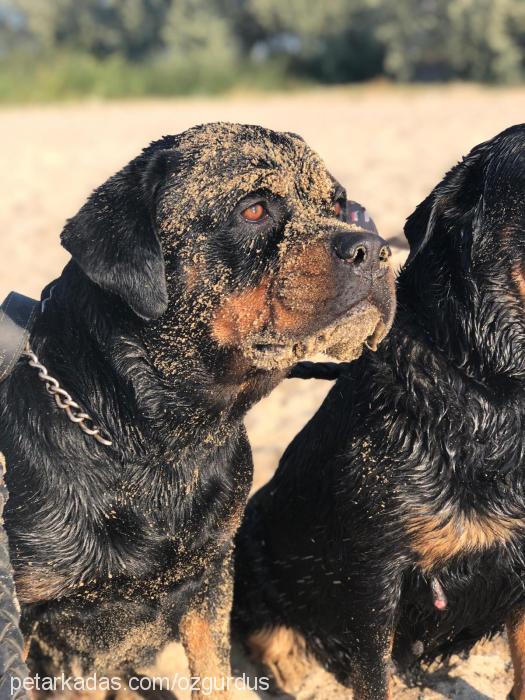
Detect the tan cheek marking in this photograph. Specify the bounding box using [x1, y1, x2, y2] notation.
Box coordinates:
[512, 262, 525, 299]
[247, 626, 316, 695]
[272, 301, 303, 333]
[211, 277, 271, 346]
[210, 242, 338, 343]
[507, 611, 525, 700]
[406, 509, 523, 571]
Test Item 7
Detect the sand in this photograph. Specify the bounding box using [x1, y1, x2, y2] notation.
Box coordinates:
[2, 84, 524, 698]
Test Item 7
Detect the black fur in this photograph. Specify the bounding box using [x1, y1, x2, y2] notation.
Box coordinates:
[0, 122, 394, 690]
[233, 124, 525, 699]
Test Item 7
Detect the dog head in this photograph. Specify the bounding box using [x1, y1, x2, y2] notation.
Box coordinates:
[401, 123, 525, 377]
[61, 123, 395, 377]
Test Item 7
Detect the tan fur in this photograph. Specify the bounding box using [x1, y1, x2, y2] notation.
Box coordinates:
[180, 608, 231, 699]
[508, 611, 525, 700]
[247, 626, 316, 694]
[29, 687, 109, 700]
[273, 243, 336, 333]
[211, 243, 343, 346]
[211, 277, 271, 346]
[15, 568, 68, 604]
[406, 508, 524, 571]
[60, 691, 108, 700]
[513, 262, 525, 299]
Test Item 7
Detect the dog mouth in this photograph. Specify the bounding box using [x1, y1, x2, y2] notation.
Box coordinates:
[245, 300, 388, 370]
[251, 342, 288, 354]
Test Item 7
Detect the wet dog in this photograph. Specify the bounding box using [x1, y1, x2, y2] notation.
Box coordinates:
[233, 124, 525, 699]
[0, 123, 395, 696]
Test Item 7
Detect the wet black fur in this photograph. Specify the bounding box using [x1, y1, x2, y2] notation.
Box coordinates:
[0, 124, 359, 682]
[233, 124, 525, 697]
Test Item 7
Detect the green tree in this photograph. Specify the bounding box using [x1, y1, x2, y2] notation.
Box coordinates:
[162, 0, 239, 64]
[158, 0, 240, 93]
[241, 0, 384, 81]
[377, 0, 524, 82]
[13, 0, 170, 59]
[448, 0, 524, 82]
[0, 0, 524, 101]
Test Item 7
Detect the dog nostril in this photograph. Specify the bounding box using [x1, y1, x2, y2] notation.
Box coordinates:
[379, 245, 391, 262]
[351, 245, 367, 265]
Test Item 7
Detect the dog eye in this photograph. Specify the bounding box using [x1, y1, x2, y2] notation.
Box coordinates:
[241, 203, 267, 222]
[333, 201, 344, 218]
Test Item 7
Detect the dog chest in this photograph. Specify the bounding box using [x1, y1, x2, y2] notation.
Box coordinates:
[404, 504, 525, 571]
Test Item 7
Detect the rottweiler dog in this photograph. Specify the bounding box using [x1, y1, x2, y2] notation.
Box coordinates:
[0, 123, 395, 696]
[233, 124, 525, 700]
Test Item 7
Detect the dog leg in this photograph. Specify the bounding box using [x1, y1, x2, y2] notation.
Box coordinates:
[29, 691, 109, 700]
[346, 628, 394, 700]
[246, 625, 317, 695]
[180, 553, 233, 699]
[312, 608, 394, 700]
[507, 611, 525, 700]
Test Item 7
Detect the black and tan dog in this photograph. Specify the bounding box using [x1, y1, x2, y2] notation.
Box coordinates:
[233, 124, 525, 699]
[0, 123, 395, 696]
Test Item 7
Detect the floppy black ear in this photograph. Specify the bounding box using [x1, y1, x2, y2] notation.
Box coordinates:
[60, 152, 170, 320]
[404, 192, 437, 262]
[405, 143, 488, 262]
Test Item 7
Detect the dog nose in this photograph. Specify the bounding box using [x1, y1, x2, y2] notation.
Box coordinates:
[332, 231, 391, 271]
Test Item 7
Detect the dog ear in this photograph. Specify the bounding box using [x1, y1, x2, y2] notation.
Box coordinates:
[404, 148, 486, 262]
[60, 149, 172, 320]
[404, 192, 438, 262]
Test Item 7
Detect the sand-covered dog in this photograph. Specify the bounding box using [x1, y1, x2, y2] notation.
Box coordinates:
[0, 122, 394, 697]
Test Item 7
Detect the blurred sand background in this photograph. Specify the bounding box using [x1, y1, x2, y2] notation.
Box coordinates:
[2, 85, 524, 697]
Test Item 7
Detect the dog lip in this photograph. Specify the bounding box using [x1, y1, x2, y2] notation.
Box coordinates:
[251, 342, 287, 353]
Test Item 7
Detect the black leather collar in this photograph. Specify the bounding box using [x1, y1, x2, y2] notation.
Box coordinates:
[0, 292, 39, 384]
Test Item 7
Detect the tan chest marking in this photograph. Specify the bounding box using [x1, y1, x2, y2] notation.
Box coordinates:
[406, 508, 525, 571]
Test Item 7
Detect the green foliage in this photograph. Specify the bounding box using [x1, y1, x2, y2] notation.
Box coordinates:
[242, 0, 384, 81]
[0, 51, 293, 102]
[0, 0, 522, 102]
[377, 0, 524, 82]
[448, 0, 524, 82]
[12, 0, 170, 59]
[162, 0, 240, 81]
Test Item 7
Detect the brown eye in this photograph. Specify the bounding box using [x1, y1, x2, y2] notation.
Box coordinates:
[333, 201, 343, 217]
[241, 203, 267, 222]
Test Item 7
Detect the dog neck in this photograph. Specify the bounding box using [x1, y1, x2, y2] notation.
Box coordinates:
[140, 294, 286, 420]
[396, 261, 525, 392]
[369, 300, 525, 483]
[30, 263, 284, 453]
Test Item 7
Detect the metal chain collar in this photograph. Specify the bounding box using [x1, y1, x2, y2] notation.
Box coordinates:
[23, 345, 113, 447]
